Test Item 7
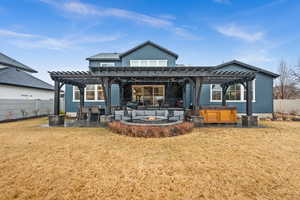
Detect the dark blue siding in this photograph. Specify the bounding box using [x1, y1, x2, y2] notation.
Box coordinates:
[121, 44, 176, 66]
[192, 64, 274, 113]
[65, 84, 119, 113]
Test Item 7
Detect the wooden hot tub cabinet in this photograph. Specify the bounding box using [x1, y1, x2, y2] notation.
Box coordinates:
[196, 106, 237, 124]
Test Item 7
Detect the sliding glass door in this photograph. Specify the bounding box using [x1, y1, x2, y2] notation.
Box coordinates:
[132, 85, 165, 106]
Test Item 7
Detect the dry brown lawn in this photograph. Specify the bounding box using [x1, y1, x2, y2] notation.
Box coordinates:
[0, 118, 300, 200]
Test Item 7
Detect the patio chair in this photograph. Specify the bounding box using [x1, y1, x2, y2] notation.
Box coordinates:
[114, 110, 131, 121]
[168, 110, 184, 121]
[91, 106, 101, 121]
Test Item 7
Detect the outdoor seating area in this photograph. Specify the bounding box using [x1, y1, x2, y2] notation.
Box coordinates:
[114, 109, 184, 122]
[48, 66, 257, 127]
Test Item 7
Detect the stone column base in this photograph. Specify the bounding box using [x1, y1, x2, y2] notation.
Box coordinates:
[191, 116, 204, 127]
[100, 115, 113, 126]
[48, 115, 65, 126]
[242, 115, 258, 127]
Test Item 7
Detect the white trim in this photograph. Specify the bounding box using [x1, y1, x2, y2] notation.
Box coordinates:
[210, 79, 256, 103]
[72, 85, 105, 102]
[130, 60, 168, 67]
[100, 62, 115, 67]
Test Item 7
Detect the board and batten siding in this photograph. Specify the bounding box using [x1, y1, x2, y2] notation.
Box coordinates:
[196, 64, 274, 113]
[64, 84, 119, 113]
[121, 44, 176, 67]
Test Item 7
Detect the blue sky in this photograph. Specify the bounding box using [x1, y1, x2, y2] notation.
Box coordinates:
[0, 0, 299, 83]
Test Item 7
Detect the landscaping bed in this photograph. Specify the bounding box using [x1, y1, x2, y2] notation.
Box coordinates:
[108, 121, 194, 137]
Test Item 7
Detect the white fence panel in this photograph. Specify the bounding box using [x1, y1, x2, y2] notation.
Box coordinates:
[0, 99, 54, 121]
[274, 99, 300, 114]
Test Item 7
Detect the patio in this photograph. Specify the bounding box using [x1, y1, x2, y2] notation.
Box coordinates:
[1, 118, 300, 200]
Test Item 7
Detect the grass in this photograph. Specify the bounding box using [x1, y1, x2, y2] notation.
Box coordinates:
[0, 118, 300, 200]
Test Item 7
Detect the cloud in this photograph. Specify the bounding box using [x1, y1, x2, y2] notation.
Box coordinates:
[0, 29, 38, 38]
[0, 28, 121, 50]
[39, 0, 199, 40]
[237, 49, 272, 64]
[216, 24, 264, 42]
[174, 27, 201, 40]
[213, 0, 231, 4]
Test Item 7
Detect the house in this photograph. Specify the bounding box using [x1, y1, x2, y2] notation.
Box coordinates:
[0, 52, 54, 100]
[0, 52, 54, 121]
[54, 41, 278, 118]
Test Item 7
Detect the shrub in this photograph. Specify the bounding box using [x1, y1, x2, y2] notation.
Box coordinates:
[107, 122, 194, 138]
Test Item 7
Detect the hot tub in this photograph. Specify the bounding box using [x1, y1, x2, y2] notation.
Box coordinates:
[196, 106, 237, 124]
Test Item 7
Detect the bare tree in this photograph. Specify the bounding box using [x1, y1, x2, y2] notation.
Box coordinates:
[274, 60, 295, 99]
[292, 58, 300, 83]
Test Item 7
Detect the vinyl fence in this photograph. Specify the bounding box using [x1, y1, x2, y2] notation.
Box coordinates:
[0, 99, 55, 122]
[274, 99, 300, 114]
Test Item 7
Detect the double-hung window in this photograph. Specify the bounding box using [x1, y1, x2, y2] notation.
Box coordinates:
[210, 80, 256, 102]
[73, 84, 105, 101]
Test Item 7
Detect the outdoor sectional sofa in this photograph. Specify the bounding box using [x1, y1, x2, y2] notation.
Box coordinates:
[114, 110, 184, 121]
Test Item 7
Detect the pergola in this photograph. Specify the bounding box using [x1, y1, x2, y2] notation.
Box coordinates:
[49, 66, 255, 118]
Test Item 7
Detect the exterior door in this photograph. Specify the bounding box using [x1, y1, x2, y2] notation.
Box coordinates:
[132, 85, 165, 106]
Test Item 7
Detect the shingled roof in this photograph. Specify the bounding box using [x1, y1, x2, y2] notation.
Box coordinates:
[0, 52, 37, 73]
[86, 53, 120, 61]
[0, 67, 54, 91]
[215, 60, 279, 78]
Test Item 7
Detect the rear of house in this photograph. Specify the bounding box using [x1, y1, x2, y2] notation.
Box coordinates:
[64, 41, 278, 117]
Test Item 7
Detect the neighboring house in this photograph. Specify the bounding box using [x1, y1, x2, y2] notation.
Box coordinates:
[0, 52, 54, 99]
[63, 41, 278, 117]
[0, 52, 54, 121]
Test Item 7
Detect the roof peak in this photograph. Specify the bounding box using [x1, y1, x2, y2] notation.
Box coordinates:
[119, 40, 178, 59]
[86, 40, 178, 61]
[216, 59, 279, 78]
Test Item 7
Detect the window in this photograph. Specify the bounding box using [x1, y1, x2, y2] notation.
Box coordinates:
[226, 84, 241, 101]
[132, 85, 165, 106]
[73, 84, 105, 102]
[97, 85, 105, 100]
[211, 84, 222, 101]
[73, 86, 80, 101]
[210, 80, 255, 102]
[100, 63, 115, 67]
[85, 85, 95, 100]
[130, 60, 168, 67]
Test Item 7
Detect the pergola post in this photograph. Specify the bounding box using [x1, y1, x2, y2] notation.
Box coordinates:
[246, 80, 253, 116]
[79, 86, 85, 119]
[242, 80, 257, 127]
[182, 82, 187, 109]
[103, 78, 111, 115]
[195, 77, 202, 110]
[54, 80, 60, 115]
[119, 82, 124, 108]
[221, 85, 228, 106]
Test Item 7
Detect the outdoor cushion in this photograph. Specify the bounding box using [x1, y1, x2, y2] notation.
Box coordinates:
[156, 110, 168, 117]
[115, 110, 124, 116]
[173, 111, 184, 116]
[136, 110, 145, 116]
[145, 110, 156, 116]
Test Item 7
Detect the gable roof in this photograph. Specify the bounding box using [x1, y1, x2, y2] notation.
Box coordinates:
[215, 60, 279, 78]
[119, 41, 178, 59]
[0, 52, 37, 73]
[86, 53, 120, 61]
[0, 67, 54, 91]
